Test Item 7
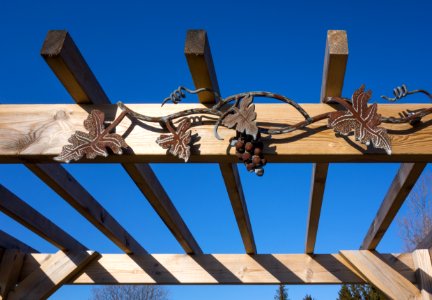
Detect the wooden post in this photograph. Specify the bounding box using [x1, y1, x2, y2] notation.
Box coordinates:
[185, 29, 256, 254]
[413, 249, 432, 300]
[0, 250, 25, 299]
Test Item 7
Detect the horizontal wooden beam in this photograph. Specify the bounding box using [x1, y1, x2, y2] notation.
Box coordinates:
[20, 252, 415, 285]
[0, 184, 86, 251]
[2, 103, 432, 163]
[41, 30, 110, 104]
[0, 230, 38, 253]
[26, 163, 148, 255]
[361, 163, 426, 250]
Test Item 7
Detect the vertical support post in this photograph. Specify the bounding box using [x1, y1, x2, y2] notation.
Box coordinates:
[413, 249, 432, 300]
[0, 250, 25, 299]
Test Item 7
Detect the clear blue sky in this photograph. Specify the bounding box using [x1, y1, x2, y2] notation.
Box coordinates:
[0, 0, 431, 299]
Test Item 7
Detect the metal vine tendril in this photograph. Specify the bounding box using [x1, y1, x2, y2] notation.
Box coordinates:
[55, 84, 432, 176]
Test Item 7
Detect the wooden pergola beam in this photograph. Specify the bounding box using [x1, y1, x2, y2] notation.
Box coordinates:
[19, 252, 416, 285]
[8, 250, 99, 300]
[0, 249, 25, 299]
[0, 230, 38, 253]
[26, 163, 148, 255]
[40, 30, 201, 254]
[361, 163, 426, 250]
[340, 250, 420, 299]
[413, 249, 432, 300]
[185, 30, 256, 254]
[2, 103, 432, 163]
[0, 184, 85, 251]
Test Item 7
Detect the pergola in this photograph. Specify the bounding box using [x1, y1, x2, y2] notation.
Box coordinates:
[0, 29, 431, 300]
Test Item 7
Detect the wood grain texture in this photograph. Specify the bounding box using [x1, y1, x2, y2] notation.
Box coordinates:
[0, 184, 85, 251]
[320, 30, 348, 102]
[340, 250, 420, 299]
[361, 163, 427, 250]
[41, 30, 110, 104]
[413, 249, 432, 300]
[0, 249, 25, 299]
[2, 103, 432, 163]
[219, 163, 256, 254]
[25, 163, 147, 255]
[305, 163, 329, 254]
[8, 250, 99, 300]
[122, 163, 202, 254]
[16, 252, 417, 285]
[0, 230, 38, 253]
[184, 30, 220, 103]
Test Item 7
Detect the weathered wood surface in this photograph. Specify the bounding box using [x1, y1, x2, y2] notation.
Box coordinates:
[8, 250, 99, 300]
[361, 163, 426, 250]
[413, 249, 432, 300]
[305, 163, 329, 254]
[0, 230, 38, 253]
[2, 104, 432, 163]
[340, 250, 420, 299]
[19, 252, 415, 285]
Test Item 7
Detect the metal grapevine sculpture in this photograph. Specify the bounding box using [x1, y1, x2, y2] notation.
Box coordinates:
[55, 85, 432, 176]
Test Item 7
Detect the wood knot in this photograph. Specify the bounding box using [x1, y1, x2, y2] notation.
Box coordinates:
[54, 110, 69, 120]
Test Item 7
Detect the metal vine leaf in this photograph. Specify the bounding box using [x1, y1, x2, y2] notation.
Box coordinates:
[54, 110, 128, 163]
[222, 94, 258, 138]
[328, 85, 392, 154]
[156, 118, 192, 162]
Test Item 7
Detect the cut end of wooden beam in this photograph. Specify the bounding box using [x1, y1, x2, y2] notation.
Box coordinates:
[41, 30, 69, 56]
[184, 30, 207, 54]
[327, 30, 349, 55]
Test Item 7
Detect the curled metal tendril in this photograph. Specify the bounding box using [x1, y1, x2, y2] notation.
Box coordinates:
[161, 86, 221, 106]
[381, 84, 432, 102]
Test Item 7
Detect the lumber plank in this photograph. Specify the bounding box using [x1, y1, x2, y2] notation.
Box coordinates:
[219, 163, 256, 254]
[41, 30, 110, 104]
[340, 250, 420, 299]
[2, 103, 432, 163]
[0, 184, 85, 251]
[122, 163, 202, 254]
[0, 230, 38, 253]
[8, 250, 99, 300]
[25, 163, 147, 255]
[305, 163, 329, 254]
[184, 30, 220, 103]
[16, 252, 416, 285]
[361, 163, 426, 250]
[184, 29, 255, 253]
[320, 30, 348, 102]
[0, 249, 25, 299]
[413, 249, 432, 300]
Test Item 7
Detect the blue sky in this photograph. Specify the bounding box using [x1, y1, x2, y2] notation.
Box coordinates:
[0, 0, 431, 299]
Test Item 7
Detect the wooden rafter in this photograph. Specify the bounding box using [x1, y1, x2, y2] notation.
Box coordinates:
[0, 230, 38, 253]
[0, 184, 85, 251]
[0, 249, 25, 299]
[340, 250, 420, 299]
[185, 29, 256, 254]
[26, 163, 148, 255]
[40, 30, 201, 254]
[8, 250, 99, 300]
[18, 252, 415, 285]
[361, 163, 426, 250]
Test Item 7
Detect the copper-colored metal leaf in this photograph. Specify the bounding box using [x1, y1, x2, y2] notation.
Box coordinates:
[222, 94, 258, 138]
[328, 85, 392, 154]
[156, 118, 192, 162]
[54, 110, 128, 162]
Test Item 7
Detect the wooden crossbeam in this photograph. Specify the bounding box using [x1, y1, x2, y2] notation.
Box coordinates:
[40, 30, 200, 254]
[413, 249, 432, 300]
[305, 31, 348, 254]
[122, 163, 202, 254]
[340, 250, 420, 299]
[0, 184, 85, 251]
[0, 230, 38, 253]
[2, 103, 432, 163]
[41, 30, 110, 104]
[184, 30, 220, 104]
[0, 249, 25, 299]
[26, 163, 148, 255]
[361, 163, 426, 250]
[305, 163, 329, 254]
[8, 250, 99, 300]
[19, 252, 415, 285]
[185, 30, 255, 254]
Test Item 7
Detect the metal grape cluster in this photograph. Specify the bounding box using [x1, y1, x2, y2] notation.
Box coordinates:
[55, 85, 432, 176]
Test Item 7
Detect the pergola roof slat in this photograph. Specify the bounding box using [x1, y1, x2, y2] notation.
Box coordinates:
[0, 230, 38, 253]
